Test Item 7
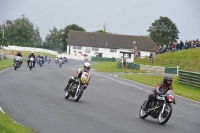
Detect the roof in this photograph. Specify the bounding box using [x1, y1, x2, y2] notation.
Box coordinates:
[68, 31, 158, 51]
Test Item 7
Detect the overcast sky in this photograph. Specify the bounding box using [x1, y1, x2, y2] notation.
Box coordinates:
[0, 0, 199, 41]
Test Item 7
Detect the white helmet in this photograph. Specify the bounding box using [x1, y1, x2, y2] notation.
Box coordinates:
[83, 62, 91, 72]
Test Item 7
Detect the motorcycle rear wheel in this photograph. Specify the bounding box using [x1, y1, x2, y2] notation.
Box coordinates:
[158, 104, 172, 125]
[139, 101, 148, 119]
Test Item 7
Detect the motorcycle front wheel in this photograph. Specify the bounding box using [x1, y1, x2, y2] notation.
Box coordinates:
[139, 100, 148, 119]
[158, 103, 172, 125]
[65, 90, 70, 99]
[74, 87, 84, 102]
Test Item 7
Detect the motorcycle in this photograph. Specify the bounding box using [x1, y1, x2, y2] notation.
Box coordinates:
[65, 72, 89, 102]
[29, 57, 34, 70]
[36, 57, 39, 64]
[58, 60, 62, 68]
[39, 58, 43, 67]
[47, 58, 51, 63]
[139, 90, 176, 125]
[14, 56, 22, 70]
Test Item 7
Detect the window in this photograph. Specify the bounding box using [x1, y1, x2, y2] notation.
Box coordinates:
[92, 47, 99, 51]
[110, 49, 117, 53]
[73, 46, 82, 50]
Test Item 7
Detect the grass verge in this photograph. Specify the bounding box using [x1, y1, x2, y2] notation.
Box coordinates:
[92, 62, 146, 73]
[0, 112, 36, 133]
[0, 59, 13, 71]
[119, 74, 200, 102]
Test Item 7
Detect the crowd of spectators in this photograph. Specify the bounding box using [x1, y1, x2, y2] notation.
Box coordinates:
[155, 39, 199, 54]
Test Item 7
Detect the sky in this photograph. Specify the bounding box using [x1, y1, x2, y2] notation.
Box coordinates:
[0, 0, 200, 41]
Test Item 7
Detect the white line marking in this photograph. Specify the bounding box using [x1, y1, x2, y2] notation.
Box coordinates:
[190, 104, 200, 108]
[0, 107, 5, 114]
[93, 73, 150, 93]
[0, 67, 12, 74]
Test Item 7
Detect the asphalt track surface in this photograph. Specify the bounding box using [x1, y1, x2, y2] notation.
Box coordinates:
[0, 60, 200, 133]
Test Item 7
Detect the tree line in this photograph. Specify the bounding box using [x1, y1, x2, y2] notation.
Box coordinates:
[0, 15, 180, 52]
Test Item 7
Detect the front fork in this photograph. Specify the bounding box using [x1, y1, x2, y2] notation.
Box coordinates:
[161, 100, 166, 116]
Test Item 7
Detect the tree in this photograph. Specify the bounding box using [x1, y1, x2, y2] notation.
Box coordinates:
[147, 16, 179, 46]
[2, 15, 42, 47]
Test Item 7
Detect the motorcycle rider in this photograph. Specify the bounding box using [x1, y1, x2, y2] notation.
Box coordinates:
[27, 51, 36, 67]
[142, 76, 173, 111]
[14, 51, 23, 66]
[64, 62, 91, 91]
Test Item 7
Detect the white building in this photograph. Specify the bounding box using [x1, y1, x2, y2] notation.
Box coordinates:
[67, 31, 158, 62]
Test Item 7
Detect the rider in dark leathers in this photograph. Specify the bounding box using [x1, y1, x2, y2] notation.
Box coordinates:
[142, 76, 173, 111]
[14, 51, 23, 65]
[27, 51, 36, 67]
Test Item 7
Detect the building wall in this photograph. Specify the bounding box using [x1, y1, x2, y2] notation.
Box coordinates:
[67, 45, 151, 60]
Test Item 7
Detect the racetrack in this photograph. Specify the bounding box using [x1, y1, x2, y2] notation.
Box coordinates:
[0, 60, 199, 133]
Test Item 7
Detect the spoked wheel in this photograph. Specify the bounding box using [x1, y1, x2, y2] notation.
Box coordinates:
[139, 101, 149, 119]
[158, 104, 172, 125]
[74, 88, 84, 102]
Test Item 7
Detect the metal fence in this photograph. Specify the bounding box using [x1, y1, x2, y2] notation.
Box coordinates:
[178, 70, 200, 88]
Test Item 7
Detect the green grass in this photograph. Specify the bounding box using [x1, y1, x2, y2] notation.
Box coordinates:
[2, 50, 56, 58]
[119, 74, 200, 102]
[0, 112, 36, 133]
[0, 59, 13, 71]
[92, 62, 146, 73]
[135, 48, 200, 72]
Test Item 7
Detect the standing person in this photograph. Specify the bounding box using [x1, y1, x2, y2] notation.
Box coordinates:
[149, 52, 155, 63]
[180, 40, 184, 50]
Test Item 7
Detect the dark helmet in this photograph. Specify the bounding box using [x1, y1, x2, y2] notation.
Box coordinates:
[18, 51, 21, 55]
[164, 76, 173, 86]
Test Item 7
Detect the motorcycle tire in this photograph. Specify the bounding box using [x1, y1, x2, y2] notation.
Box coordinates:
[139, 100, 149, 119]
[158, 103, 172, 125]
[65, 90, 70, 99]
[74, 87, 84, 102]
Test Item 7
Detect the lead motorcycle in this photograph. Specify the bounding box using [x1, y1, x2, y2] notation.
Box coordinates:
[64, 72, 89, 102]
[29, 57, 34, 70]
[14, 56, 22, 70]
[139, 90, 176, 125]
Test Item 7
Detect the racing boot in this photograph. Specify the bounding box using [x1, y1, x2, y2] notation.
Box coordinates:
[64, 84, 70, 91]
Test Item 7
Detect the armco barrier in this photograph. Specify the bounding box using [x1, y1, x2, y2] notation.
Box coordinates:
[178, 70, 200, 88]
[165, 67, 177, 74]
[117, 62, 122, 68]
[127, 62, 140, 70]
[91, 56, 116, 62]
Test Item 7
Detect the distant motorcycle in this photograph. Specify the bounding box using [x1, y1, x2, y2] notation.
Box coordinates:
[139, 90, 176, 125]
[14, 56, 22, 70]
[47, 58, 51, 63]
[58, 60, 62, 68]
[29, 57, 34, 70]
[39, 58, 44, 67]
[64, 72, 89, 102]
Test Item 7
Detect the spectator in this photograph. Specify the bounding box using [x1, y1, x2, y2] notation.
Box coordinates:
[162, 45, 167, 53]
[149, 52, 155, 63]
[176, 42, 180, 51]
[171, 42, 175, 52]
[196, 39, 199, 48]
